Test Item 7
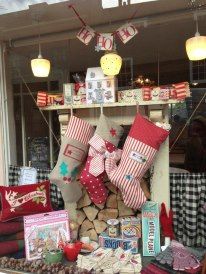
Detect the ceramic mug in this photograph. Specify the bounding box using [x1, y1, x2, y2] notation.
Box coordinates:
[42, 249, 63, 264]
[64, 242, 82, 262]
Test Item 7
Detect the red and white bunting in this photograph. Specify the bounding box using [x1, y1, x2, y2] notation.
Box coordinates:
[116, 22, 138, 44]
[77, 25, 95, 45]
[97, 33, 114, 51]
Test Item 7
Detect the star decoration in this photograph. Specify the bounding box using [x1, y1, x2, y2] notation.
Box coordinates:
[71, 166, 79, 179]
[110, 127, 117, 137]
[125, 174, 133, 181]
[59, 162, 69, 176]
[95, 44, 101, 52]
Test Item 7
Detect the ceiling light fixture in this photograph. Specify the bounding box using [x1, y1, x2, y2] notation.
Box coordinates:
[186, 13, 206, 61]
[100, 51, 122, 76]
[31, 27, 51, 77]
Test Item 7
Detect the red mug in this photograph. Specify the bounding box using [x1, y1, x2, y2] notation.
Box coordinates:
[63, 241, 82, 262]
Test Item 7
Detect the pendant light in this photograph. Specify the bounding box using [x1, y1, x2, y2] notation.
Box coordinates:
[186, 13, 206, 61]
[100, 51, 122, 76]
[31, 33, 51, 77]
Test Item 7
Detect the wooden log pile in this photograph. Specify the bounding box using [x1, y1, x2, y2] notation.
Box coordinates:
[76, 181, 138, 241]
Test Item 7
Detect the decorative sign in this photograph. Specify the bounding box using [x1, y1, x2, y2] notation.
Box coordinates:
[77, 25, 95, 45]
[142, 201, 161, 256]
[97, 33, 114, 51]
[116, 22, 138, 44]
[19, 167, 37, 185]
[69, 5, 138, 48]
[28, 137, 49, 169]
[6, 189, 46, 211]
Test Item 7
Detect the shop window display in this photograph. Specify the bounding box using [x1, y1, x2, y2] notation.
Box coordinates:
[1, 1, 206, 273]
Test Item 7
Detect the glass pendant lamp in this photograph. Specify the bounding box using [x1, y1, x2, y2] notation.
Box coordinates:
[186, 13, 206, 61]
[31, 34, 51, 77]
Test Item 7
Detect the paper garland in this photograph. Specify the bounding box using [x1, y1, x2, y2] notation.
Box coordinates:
[69, 5, 138, 49]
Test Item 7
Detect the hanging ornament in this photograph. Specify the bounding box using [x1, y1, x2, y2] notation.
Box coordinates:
[31, 33, 51, 77]
[97, 33, 114, 51]
[100, 51, 122, 76]
[77, 25, 95, 45]
[116, 22, 138, 44]
[186, 13, 206, 61]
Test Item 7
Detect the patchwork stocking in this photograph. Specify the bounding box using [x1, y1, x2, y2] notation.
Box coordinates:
[80, 114, 123, 204]
[50, 116, 94, 203]
[105, 113, 169, 209]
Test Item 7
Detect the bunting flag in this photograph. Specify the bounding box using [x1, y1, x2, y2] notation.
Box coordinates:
[69, 5, 138, 48]
[116, 22, 138, 44]
[97, 33, 114, 51]
[77, 25, 96, 45]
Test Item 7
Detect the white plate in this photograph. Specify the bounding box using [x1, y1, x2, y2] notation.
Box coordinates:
[81, 241, 99, 253]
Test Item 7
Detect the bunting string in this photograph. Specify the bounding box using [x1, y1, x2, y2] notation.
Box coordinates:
[68, 4, 139, 49]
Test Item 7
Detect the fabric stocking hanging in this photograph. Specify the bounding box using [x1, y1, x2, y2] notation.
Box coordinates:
[105, 113, 169, 209]
[80, 114, 123, 204]
[50, 116, 94, 203]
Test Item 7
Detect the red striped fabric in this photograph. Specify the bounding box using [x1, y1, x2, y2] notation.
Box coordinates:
[88, 134, 107, 153]
[129, 113, 169, 150]
[105, 113, 169, 209]
[142, 87, 151, 101]
[37, 91, 47, 107]
[65, 116, 94, 145]
[106, 136, 156, 209]
[173, 82, 187, 100]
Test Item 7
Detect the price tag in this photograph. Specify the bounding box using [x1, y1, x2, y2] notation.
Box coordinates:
[19, 167, 37, 185]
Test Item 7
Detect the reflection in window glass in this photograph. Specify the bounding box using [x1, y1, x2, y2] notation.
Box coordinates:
[0, 0, 68, 15]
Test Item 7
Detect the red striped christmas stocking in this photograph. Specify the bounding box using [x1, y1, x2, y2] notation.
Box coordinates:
[80, 114, 123, 204]
[105, 113, 169, 209]
[50, 116, 94, 203]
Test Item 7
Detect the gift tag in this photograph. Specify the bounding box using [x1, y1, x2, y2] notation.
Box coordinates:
[19, 167, 37, 185]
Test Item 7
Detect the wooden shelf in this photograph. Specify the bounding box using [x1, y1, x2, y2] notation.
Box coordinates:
[40, 100, 178, 111]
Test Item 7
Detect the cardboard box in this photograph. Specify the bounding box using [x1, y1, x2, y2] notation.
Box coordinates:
[142, 202, 161, 256]
[86, 67, 116, 104]
[118, 89, 143, 103]
[99, 233, 138, 254]
[24, 210, 70, 260]
[120, 217, 141, 239]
